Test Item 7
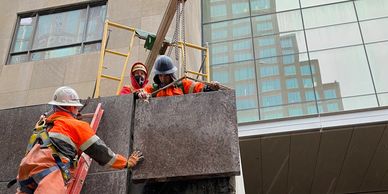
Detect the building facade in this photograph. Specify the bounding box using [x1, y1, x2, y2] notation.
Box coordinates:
[0, 0, 202, 109]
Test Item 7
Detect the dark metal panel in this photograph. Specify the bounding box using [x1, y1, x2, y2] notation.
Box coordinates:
[310, 128, 353, 194]
[361, 125, 388, 191]
[288, 132, 320, 194]
[240, 138, 262, 194]
[261, 135, 289, 194]
[335, 125, 385, 193]
[81, 171, 128, 194]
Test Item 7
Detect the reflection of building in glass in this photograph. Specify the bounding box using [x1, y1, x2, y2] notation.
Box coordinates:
[205, 0, 343, 121]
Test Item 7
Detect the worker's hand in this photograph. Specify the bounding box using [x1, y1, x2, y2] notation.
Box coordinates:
[137, 91, 149, 99]
[208, 81, 220, 91]
[127, 151, 144, 169]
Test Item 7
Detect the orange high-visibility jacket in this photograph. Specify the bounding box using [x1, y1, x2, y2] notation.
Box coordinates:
[17, 111, 128, 193]
[144, 79, 205, 97]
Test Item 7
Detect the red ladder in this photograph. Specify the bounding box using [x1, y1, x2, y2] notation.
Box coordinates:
[66, 103, 104, 194]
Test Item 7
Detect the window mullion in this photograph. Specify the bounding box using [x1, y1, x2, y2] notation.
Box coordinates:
[28, 14, 39, 61]
[81, 5, 91, 53]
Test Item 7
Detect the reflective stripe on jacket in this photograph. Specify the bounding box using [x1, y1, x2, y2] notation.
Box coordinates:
[144, 79, 205, 97]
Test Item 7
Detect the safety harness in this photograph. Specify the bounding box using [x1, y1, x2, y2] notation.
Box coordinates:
[7, 115, 74, 193]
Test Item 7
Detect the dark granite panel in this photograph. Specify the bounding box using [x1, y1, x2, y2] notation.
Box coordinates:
[81, 171, 128, 194]
[132, 90, 240, 181]
[0, 104, 51, 181]
[141, 177, 234, 194]
[1, 182, 17, 194]
[81, 94, 134, 173]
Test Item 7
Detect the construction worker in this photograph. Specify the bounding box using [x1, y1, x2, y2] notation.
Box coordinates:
[14, 86, 143, 194]
[138, 55, 219, 98]
[120, 62, 149, 95]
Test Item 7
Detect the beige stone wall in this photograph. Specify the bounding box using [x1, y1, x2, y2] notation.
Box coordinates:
[0, 0, 201, 109]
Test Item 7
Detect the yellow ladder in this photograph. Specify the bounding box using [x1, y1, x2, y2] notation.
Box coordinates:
[94, 20, 136, 98]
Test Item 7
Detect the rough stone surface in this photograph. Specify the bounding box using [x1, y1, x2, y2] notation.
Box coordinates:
[81, 171, 128, 194]
[82, 94, 135, 173]
[132, 90, 240, 181]
[0, 104, 51, 181]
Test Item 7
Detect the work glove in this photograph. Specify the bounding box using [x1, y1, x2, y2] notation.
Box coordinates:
[137, 91, 149, 100]
[127, 150, 144, 169]
[206, 81, 220, 91]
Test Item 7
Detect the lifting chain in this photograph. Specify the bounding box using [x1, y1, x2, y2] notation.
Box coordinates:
[166, 0, 186, 75]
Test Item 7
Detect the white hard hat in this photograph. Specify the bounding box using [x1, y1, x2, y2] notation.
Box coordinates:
[48, 86, 83, 107]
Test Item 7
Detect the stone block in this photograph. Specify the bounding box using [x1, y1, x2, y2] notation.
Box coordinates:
[82, 94, 135, 173]
[81, 171, 128, 194]
[0, 104, 51, 181]
[0, 182, 15, 194]
[132, 90, 240, 181]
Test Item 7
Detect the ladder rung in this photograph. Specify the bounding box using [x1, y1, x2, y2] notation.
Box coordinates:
[105, 49, 128, 57]
[101, 74, 121, 81]
[185, 70, 208, 77]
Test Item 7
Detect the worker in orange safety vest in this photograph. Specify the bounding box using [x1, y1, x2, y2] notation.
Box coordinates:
[119, 62, 149, 95]
[137, 55, 220, 98]
[12, 86, 143, 194]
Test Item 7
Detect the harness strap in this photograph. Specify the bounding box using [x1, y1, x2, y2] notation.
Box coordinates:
[17, 165, 59, 193]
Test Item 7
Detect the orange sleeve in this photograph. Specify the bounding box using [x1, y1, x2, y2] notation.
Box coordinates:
[182, 79, 205, 94]
[144, 84, 154, 94]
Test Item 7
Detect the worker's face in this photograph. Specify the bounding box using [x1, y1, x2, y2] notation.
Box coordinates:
[158, 74, 172, 85]
[133, 70, 146, 78]
[69, 106, 79, 115]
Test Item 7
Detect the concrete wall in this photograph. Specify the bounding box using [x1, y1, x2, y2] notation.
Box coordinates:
[0, 0, 202, 110]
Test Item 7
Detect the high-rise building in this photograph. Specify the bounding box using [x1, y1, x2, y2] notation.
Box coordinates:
[203, 0, 388, 193]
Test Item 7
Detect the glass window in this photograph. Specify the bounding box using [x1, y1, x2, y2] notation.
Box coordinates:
[258, 57, 278, 64]
[327, 103, 339, 112]
[355, 0, 388, 20]
[283, 55, 295, 64]
[235, 83, 256, 96]
[300, 65, 312, 75]
[300, 0, 348, 8]
[212, 71, 229, 83]
[307, 105, 318, 114]
[324, 89, 337, 99]
[303, 79, 313, 88]
[12, 17, 34, 53]
[8, 4, 106, 64]
[257, 36, 275, 46]
[252, 10, 303, 36]
[33, 9, 87, 49]
[366, 42, 388, 96]
[288, 107, 303, 116]
[360, 18, 388, 43]
[280, 38, 292, 48]
[233, 39, 251, 51]
[305, 90, 316, 101]
[305, 23, 362, 51]
[237, 99, 257, 110]
[212, 55, 228, 65]
[203, 0, 250, 23]
[237, 109, 260, 123]
[284, 66, 296, 75]
[302, 2, 356, 29]
[286, 78, 298, 89]
[31, 46, 81, 61]
[257, 47, 277, 58]
[211, 44, 228, 54]
[86, 5, 107, 41]
[260, 65, 279, 77]
[262, 94, 283, 107]
[309, 46, 377, 111]
[211, 4, 227, 18]
[288, 92, 301, 103]
[204, 18, 251, 43]
[261, 79, 281, 92]
[250, 0, 271, 12]
[235, 66, 255, 81]
[232, 2, 249, 15]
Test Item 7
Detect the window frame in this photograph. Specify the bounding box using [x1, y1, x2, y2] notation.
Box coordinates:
[7, 1, 106, 64]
